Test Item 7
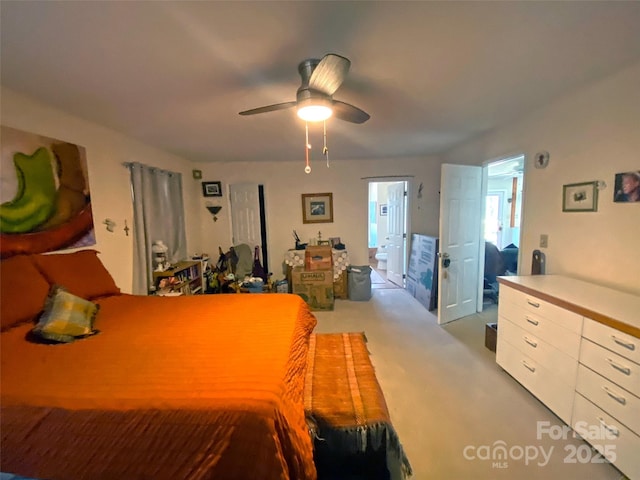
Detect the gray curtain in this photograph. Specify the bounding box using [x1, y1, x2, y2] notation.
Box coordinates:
[126, 162, 187, 294]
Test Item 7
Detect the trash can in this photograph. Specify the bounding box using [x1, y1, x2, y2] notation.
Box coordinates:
[347, 265, 372, 301]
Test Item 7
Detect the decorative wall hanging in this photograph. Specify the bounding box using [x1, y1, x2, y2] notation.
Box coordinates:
[302, 192, 333, 224]
[202, 181, 222, 197]
[0, 125, 96, 257]
[613, 171, 640, 203]
[534, 151, 550, 169]
[205, 204, 222, 222]
[562, 181, 598, 212]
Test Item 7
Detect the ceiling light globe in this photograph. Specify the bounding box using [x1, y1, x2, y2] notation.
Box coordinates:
[297, 105, 333, 122]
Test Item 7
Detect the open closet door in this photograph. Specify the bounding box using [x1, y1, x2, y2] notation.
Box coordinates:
[229, 183, 268, 271]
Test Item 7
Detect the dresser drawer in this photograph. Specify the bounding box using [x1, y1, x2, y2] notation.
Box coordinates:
[580, 339, 640, 398]
[583, 318, 640, 365]
[500, 286, 583, 334]
[572, 393, 640, 480]
[576, 364, 640, 434]
[498, 302, 581, 359]
[497, 337, 574, 424]
[499, 317, 579, 386]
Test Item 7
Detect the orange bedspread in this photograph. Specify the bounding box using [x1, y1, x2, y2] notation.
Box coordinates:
[1, 293, 317, 480]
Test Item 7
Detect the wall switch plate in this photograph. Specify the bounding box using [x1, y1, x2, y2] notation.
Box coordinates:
[540, 234, 549, 248]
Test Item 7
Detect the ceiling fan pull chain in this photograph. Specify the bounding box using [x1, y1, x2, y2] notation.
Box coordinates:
[323, 120, 329, 168]
[304, 122, 311, 174]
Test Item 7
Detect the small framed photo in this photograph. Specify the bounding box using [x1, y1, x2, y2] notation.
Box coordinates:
[302, 192, 333, 224]
[329, 237, 341, 247]
[380, 204, 388, 216]
[202, 181, 222, 197]
[613, 171, 640, 203]
[562, 181, 598, 212]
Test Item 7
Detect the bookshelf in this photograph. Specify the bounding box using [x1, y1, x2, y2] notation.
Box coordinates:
[152, 260, 203, 295]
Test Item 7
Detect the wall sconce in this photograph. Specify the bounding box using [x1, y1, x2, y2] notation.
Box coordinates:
[206, 205, 222, 222]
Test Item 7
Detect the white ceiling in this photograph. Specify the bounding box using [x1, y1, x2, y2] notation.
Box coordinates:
[2, 1, 640, 164]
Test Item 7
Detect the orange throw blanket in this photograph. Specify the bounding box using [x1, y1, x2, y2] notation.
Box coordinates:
[304, 332, 412, 480]
[1, 293, 317, 480]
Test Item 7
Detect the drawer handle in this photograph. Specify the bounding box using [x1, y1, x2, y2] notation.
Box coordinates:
[597, 417, 620, 438]
[602, 386, 627, 405]
[522, 360, 536, 373]
[523, 336, 538, 348]
[526, 300, 540, 308]
[607, 358, 631, 376]
[611, 335, 636, 351]
[526, 317, 539, 326]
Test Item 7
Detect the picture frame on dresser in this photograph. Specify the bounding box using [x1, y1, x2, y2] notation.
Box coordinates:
[562, 181, 598, 212]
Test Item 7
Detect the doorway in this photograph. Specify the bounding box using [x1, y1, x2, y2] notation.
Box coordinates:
[436, 156, 525, 324]
[481, 155, 524, 305]
[229, 183, 268, 272]
[367, 180, 408, 289]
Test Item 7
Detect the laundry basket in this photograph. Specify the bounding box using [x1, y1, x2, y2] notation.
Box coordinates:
[347, 265, 372, 301]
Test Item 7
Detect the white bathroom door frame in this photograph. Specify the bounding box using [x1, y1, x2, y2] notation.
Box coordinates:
[366, 177, 412, 283]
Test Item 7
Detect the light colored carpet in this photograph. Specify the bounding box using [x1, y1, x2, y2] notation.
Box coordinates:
[312, 289, 626, 480]
[370, 265, 402, 290]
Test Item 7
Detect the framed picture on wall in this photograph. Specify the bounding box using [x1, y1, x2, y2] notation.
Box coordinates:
[613, 171, 640, 203]
[302, 192, 333, 223]
[562, 181, 598, 212]
[202, 181, 222, 197]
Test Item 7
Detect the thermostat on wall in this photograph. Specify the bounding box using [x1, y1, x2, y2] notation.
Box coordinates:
[534, 151, 550, 169]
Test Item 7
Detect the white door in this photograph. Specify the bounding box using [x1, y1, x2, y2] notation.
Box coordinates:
[386, 182, 406, 287]
[438, 165, 482, 325]
[229, 183, 261, 248]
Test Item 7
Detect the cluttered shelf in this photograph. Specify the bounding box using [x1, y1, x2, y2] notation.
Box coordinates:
[152, 260, 203, 296]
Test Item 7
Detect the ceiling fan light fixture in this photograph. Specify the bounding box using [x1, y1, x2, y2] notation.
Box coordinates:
[297, 99, 333, 122]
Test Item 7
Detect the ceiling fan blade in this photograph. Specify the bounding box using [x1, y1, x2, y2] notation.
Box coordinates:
[332, 100, 370, 124]
[308, 54, 351, 96]
[239, 101, 297, 116]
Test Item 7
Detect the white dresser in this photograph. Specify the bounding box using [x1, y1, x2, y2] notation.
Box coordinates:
[496, 275, 640, 480]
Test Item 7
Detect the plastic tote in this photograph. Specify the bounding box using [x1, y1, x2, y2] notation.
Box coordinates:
[347, 265, 372, 301]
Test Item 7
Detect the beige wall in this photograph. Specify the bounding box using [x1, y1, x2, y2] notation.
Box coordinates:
[7, 62, 636, 296]
[195, 158, 442, 278]
[1, 87, 203, 293]
[444, 62, 640, 295]
[1, 87, 444, 289]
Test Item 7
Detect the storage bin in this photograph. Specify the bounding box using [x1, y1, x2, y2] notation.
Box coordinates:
[347, 265, 372, 301]
[485, 323, 497, 352]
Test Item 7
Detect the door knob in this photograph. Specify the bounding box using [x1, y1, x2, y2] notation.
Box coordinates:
[439, 252, 451, 268]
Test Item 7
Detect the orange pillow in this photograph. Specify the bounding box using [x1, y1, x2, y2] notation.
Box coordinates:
[31, 249, 121, 300]
[0, 255, 52, 330]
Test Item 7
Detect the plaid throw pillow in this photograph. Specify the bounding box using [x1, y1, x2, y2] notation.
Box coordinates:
[32, 285, 100, 343]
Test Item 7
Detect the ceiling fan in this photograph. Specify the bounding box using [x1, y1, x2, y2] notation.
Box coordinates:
[239, 53, 370, 124]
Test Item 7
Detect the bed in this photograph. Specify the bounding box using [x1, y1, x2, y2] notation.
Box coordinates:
[0, 250, 318, 480]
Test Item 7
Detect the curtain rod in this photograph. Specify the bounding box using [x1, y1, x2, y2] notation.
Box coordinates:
[122, 161, 180, 176]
